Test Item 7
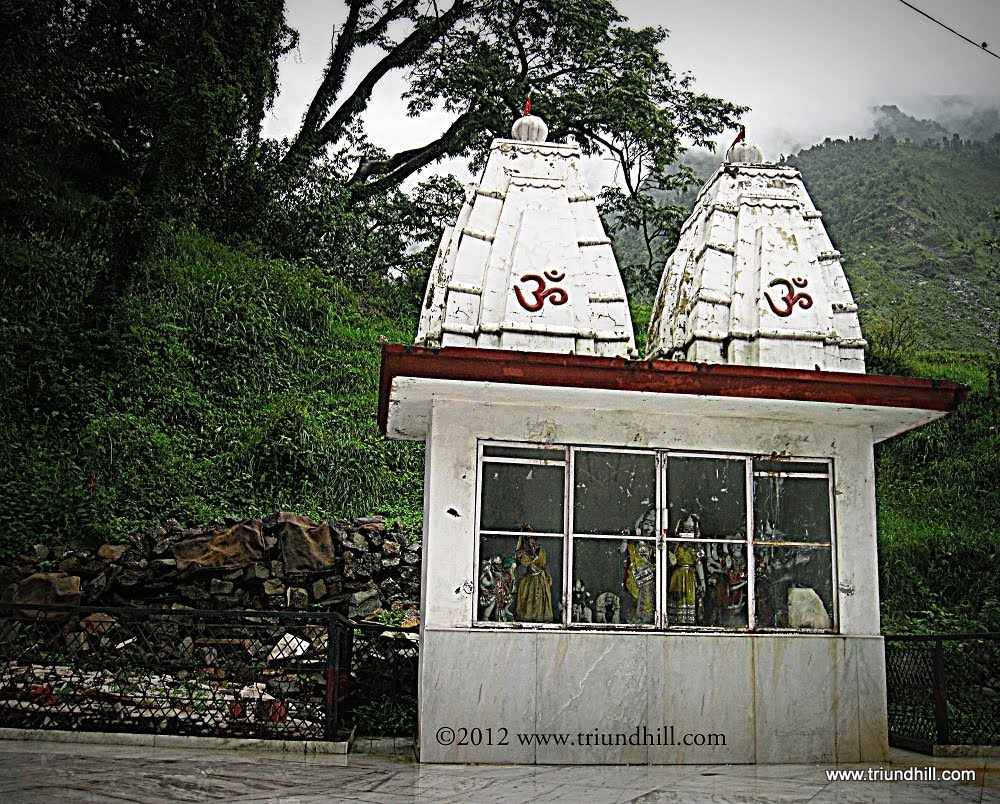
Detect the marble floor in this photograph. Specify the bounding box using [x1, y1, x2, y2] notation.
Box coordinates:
[0, 738, 995, 803]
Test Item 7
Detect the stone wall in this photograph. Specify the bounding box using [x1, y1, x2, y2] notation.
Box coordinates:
[4, 513, 422, 622]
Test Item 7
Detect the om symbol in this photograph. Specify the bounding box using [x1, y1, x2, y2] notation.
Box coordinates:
[514, 270, 569, 312]
[764, 277, 813, 317]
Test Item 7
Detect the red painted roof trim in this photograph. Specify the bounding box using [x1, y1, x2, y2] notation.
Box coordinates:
[378, 345, 966, 434]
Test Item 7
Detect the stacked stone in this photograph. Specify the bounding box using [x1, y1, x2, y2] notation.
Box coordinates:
[5, 514, 423, 621]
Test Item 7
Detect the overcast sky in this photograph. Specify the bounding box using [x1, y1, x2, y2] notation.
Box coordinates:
[264, 0, 1000, 185]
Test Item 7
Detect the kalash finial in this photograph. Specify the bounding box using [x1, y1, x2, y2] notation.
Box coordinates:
[511, 96, 548, 142]
[725, 124, 763, 164]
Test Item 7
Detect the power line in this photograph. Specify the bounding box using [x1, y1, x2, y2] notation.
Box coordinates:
[895, 0, 1000, 62]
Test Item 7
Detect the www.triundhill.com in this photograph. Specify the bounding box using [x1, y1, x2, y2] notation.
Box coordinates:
[825, 767, 977, 782]
[434, 726, 725, 747]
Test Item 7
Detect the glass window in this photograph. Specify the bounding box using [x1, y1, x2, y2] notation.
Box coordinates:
[475, 443, 836, 632]
[700, 541, 749, 628]
[573, 450, 656, 536]
[571, 537, 656, 625]
[483, 445, 565, 461]
[754, 475, 831, 543]
[666, 457, 746, 539]
[478, 535, 563, 624]
[480, 462, 564, 533]
[754, 545, 834, 630]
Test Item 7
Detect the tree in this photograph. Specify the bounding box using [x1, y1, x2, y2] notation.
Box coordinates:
[276, 0, 745, 205]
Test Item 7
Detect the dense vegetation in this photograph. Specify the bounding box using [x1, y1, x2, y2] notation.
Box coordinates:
[0, 2, 995, 633]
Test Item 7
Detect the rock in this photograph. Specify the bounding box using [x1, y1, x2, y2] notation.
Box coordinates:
[222, 569, 243, 581]
[149, 559, 177, 572]
[210, 579, 235, 595]
[57, 555, 85, 575]
[324, 579, 343, 597]
[336, 530, 368, 553]
[64, 631, 90, 653]
[311, 579, 327, 600]
[80, 613, 117, 635]
[353, 516, 385, 527]
[263, 579, 285, 596]
[114, 567, 145, 587]
[379, 577, 401, 598]
[382, 541, 401, 556]
[244, 565, 269, 581]
[403, 550, 420, 565]
[164, 519, 181, 531]
[349, 588, 381, 620]
[356, 553, 380, 579]
[286, 587, 308, 610]
[33, 544, 50, 560]
[176, 584, 210, 603]
[98, 544, 127, 563]
[382, 556, 400, 569]
[14, 572, 82, 616]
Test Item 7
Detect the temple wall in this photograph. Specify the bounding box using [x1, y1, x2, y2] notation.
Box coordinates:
[417, 395, 888, 764]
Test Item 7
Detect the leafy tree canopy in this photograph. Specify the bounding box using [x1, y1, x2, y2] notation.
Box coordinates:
[277, 0, 746, 202]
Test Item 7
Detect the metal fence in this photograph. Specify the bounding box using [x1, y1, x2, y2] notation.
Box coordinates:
[885, 633, 1000, 752]
[0, 602, 418, 741]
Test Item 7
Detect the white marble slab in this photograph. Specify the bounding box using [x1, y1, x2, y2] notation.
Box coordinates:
[534, 632, 649, 764]
[753, 636, 839, 763]
[419, 630, 537, 763]
[647, 634, 755, 764]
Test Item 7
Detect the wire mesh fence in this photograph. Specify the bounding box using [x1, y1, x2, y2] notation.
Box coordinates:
[885, 633, 1000, 751]
[0, 602, 418, 741]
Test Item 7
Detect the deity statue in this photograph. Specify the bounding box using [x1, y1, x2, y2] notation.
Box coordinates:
[623, 509, 657, 624]
[723, 543, 748, 627]
[479, 555, 516, 622]
[572, 579, 593, 623]
[515, 534, 553, 622]
[667, 513, 705, 625]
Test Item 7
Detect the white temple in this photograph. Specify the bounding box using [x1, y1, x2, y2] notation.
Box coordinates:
[646, 137, 866, 371]
[416, 113, 636, 358]
[379, 114, 964, 765]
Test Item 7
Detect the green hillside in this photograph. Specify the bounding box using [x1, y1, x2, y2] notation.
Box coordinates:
[787, 134, 1000, 351]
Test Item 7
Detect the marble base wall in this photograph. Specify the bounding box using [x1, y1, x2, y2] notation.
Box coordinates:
[418, 630, 888, 765]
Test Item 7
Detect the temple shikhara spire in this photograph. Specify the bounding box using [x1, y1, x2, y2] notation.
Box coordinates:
[415, 111, 636, 358]
[646, 129, 867, 372]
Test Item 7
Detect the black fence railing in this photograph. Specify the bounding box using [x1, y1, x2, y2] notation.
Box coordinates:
[885, 633, 1000, 752]
[0, 603, 418, 742]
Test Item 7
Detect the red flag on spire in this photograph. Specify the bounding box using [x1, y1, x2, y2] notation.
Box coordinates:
[730, 125, 746, 147]
[523, 97, 531, 116]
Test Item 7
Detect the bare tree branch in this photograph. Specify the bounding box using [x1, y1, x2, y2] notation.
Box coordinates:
[291, 0, 366, 149]
[350, 110, 476, 197]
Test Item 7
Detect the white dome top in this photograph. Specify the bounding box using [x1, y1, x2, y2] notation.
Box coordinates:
[511, 113, 548, 143]
[726, 139, 764, 164]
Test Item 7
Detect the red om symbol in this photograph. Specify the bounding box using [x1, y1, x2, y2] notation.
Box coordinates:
[514, 270, 569, 312]
[764, 277, 813, 317]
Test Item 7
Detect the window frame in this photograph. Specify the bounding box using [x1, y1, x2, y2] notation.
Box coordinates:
[473, 440, 838, 633]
